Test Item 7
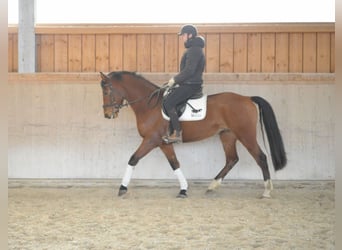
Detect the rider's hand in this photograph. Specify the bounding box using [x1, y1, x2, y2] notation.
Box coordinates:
[167, 78, 175, 87]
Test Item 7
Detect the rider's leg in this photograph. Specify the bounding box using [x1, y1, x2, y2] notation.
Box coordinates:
[162, 85, 200, 143]
[163, 90, 183, 143]
[168, 120, 174, 136]
[165, 108, 182, 143]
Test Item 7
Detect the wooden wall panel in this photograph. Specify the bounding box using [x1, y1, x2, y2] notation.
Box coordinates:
[261, 33, 275, 72]
[36, 35, 41, 72]
[8, 34, 13, 72]
[303, 33, 317, 72]
[234, 34, 248, 72]
[68, 35, 82, 72]
[330, 33, 335, 73]
[7, 23, 334, 73]
[109, 34, 123, 72]
[123, 34, 137, 71]
[164, 34, 178, 72]
[151, 34, 164, 72]
[95, 35, 109, 72]
[13, 34, 18, 72]
[219, 34, 234, 72]
[247, 33, 261, 72]
[289, 33, 303, 72]
[137, 34, 151, 72]
[206, 34, 220, 72]
[40, 35, 55, 72]
[54, 35, 68, 72]
[275, 33, 289, 72]
[82, 35, 95, 72]
[317, 33, 331, 73]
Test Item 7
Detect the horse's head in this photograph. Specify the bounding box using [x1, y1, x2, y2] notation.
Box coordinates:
[100, 72, 125, 119]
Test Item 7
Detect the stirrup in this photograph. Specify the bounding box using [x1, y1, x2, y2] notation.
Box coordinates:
[162, 131, 182, 144]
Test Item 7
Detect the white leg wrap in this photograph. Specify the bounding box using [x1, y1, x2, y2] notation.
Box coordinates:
[122, 165, 134, 187]
[208, 178, 222, 191]
[262, 180, 273, 198]
[174, 168, 188, 190]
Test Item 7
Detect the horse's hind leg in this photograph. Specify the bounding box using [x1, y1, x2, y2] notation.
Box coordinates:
[255, 148, 273, 198]
[241, 139, 273, 198]
[207, 130, 239, 192]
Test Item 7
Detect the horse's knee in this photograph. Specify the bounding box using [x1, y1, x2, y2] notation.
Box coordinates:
[165, 154, 179, 170]
[128, 155, 139, 166]
[168, 160, 179, 171]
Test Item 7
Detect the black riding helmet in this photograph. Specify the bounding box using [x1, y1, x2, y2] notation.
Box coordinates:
[178, 24, 198, 37]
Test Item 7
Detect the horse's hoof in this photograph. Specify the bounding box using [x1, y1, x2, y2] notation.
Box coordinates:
[118, 185, 128, 196]
[261, 194, 271, 199]
[206, 189, 214, 194]
[177, 190, 187, 198]
[261, 190, 272, 199]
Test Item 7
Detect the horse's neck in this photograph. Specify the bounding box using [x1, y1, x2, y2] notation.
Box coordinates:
[124, 78, 157, 115]
[124, 77, 154, 101]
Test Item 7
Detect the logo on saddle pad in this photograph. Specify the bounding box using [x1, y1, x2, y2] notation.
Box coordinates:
[162, 95, 207, 121]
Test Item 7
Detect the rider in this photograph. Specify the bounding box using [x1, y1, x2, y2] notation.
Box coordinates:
[162, 24, 206, 144]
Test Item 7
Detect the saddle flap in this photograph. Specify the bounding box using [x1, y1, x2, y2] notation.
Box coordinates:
[162, 95, 207, 121]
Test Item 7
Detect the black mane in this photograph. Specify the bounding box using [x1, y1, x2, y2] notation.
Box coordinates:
[108, 71, 160, 88]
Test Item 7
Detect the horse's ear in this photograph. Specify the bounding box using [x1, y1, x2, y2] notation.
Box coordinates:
[100, 72, 109, 81]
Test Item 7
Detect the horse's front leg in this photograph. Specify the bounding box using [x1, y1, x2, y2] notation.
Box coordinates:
[159, 144, 188, 198]
[118, 139, 157, 197]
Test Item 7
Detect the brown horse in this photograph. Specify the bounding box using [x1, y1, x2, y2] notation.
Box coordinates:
[100, 71, 286, 198]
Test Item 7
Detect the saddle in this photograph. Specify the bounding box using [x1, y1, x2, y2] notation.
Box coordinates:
[162, 89, 207, 121]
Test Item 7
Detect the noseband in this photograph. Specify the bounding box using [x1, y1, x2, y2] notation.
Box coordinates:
[101, 80, 128, 112]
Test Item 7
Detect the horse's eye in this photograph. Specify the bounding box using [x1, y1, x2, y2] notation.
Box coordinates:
[103, 88, 110, 96]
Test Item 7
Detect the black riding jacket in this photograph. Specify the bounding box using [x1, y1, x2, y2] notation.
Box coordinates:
[173, 36, 206, 85]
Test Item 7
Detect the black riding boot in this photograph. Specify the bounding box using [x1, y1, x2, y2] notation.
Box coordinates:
[163, 109, 182, 144]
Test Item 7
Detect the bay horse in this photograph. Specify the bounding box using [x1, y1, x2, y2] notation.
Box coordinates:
[100, 71, 286, 198]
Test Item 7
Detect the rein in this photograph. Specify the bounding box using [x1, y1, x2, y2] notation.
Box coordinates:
[102, 80, 167, 111]
[147, 86, 166, 108]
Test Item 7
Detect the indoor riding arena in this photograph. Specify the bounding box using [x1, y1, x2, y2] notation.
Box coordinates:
[8, 18, 335, 249]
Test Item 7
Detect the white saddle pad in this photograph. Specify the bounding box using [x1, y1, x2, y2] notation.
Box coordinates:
[162, 95, 207, 121]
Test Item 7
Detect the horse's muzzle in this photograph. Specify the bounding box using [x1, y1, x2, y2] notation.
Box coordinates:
[104, 112, 118, 119]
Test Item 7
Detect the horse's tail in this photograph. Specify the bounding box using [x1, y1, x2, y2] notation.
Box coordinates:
[251, 96, 287, 171]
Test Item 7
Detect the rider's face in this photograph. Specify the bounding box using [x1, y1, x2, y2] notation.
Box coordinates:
[181, 33, 192, 42]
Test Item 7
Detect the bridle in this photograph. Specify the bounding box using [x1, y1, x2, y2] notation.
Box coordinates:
[101, 80, 127, 111]
[101, 80, 165, 115]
